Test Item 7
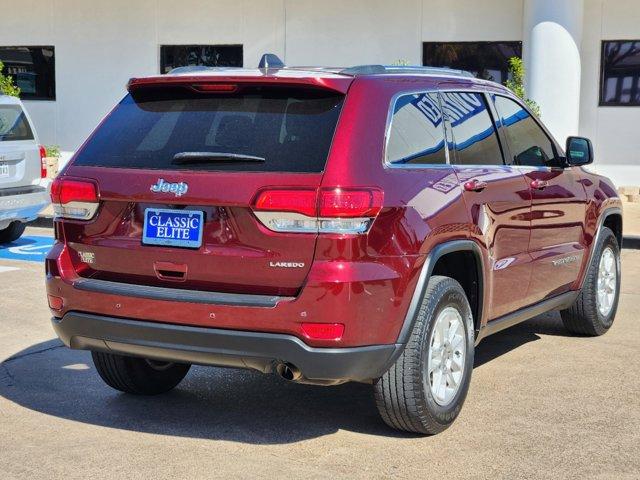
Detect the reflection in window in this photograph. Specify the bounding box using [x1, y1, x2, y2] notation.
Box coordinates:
[0, 46, 55, 100]
[0, 105, 34, 141]
[601, 40, 640, 106]
[160, 45, 243, 74]
[442, 92, 503, 166]
[386, 92, 447, 165]
[423, 42, 522, 84]
[493, 96, 555, 167]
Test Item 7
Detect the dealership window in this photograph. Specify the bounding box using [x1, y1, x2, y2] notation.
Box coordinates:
[423, 42, 522, 85]
[601, 40, 640, 106]
[0, 46, 55, 100]
[160, 45, 243, 74]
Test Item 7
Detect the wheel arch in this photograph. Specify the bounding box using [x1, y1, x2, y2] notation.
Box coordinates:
[578, 207, 623, 291]
[395, 240, 485, 346]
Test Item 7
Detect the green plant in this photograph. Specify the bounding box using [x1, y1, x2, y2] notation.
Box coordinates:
[44, 145, 61, 158]
[0, 61, 20, 97]
[505, 57, 541, 117]
[391, 59, 410, 66]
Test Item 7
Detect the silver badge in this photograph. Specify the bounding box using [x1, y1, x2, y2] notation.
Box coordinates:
[150, 178, 188, 197]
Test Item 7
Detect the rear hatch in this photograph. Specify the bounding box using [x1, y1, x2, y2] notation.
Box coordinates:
[0, 101, 41, 190]
[60, 81, 346, 296]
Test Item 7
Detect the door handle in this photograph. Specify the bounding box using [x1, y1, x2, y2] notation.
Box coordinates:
[463, 179, 488, 192]
[530, 179, 549, 190]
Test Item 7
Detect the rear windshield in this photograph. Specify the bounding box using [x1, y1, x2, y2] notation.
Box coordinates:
[73, 86, 345, 172]
[0, 105, 34, 141]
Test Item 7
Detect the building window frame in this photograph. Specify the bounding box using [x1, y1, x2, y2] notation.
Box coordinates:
[0, 45, 56, 101]
[422, 41, 522, 85]
[159, 44, 243, 74]
[599, 39, 640, 107]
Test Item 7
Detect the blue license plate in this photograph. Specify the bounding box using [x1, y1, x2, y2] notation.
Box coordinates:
[142, 208, 204, 248]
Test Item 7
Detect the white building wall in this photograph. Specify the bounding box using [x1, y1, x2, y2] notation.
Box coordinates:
[0, 0, 638, 185]
[580, 0, 640, 186]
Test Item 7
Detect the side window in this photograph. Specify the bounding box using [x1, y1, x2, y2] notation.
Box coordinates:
[441, 92, 503, 166]
[386, 92, 447, 166]
[494, 95, 556, 167]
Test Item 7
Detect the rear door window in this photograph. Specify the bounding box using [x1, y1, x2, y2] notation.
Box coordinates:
[73, 86, 345, 173]
[386, 92, 447, 166]
[0, 105, 34, 141]
[493, 95, 556, 167]
[441, 92, 503, 166]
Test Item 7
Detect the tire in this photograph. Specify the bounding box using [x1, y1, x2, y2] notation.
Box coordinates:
[374, 275, 475, 435]
[0, 221, 26, 244]
[561, 226, 621, 336]
[91, 351, 190, 395]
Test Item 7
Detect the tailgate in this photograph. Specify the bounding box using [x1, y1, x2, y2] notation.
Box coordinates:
[59, 83, 345, 296]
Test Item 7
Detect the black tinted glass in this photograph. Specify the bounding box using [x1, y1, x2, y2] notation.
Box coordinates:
[161, 45, 243, 74]
[387, 92, 447, 166]
[73, 87, 344, 173]
[423, 42, 522, 84]
[0, 105, 34, 141]
[0, 46, 55, 100]
[494, 95, 555, 167]
[442, 92, 503, 165]
[601, 41, 640, 106]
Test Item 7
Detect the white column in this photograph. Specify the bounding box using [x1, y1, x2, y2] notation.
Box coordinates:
[523, 0, 584, 143]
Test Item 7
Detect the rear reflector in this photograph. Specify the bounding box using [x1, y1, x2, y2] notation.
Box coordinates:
[301, 323, 345, 341]
[50, 178, 99, 220]
[39, 145, 47, 179]
[252, 187, 383, 234]
[47, 295, 64, 311]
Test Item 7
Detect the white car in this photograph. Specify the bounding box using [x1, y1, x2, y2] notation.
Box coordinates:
[0, 94, 50, 243]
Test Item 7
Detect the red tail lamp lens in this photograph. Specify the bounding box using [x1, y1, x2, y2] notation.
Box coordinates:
[39, 145, 47, 178]
[50, 178, 99, 205]
[301, 323, 345, 341]
[319, 188, 383, 218]
[254, 189, 318, 217]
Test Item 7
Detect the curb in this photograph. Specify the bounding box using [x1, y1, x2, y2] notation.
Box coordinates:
[624, 236, 640, 250]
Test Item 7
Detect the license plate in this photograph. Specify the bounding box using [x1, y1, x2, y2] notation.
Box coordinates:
[142, 208, 204, 248]
[0, 162, 8, 178]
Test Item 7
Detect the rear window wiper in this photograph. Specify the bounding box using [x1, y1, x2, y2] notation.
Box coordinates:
[171, 152, 266, 164]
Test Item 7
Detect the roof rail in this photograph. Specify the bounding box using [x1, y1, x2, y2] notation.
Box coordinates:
[339, 65, 475, 78]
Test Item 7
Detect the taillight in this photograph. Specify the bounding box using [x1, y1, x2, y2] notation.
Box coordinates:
[39, 145, 47, 179]
[50, 177, 99, 220]
[252, 187, 383, 234]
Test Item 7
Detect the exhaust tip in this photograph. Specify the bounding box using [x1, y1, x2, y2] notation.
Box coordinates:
[275, 362, 302, 382]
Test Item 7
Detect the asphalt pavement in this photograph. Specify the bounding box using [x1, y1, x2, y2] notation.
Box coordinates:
[0, 226, 638, 479]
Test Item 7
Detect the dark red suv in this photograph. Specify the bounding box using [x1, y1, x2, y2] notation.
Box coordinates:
[46, 58, 623, 434]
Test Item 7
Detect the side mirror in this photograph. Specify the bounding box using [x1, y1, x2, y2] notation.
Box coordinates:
[566, 136, 593, 166]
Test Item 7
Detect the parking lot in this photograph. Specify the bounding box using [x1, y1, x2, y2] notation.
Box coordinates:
[0, 226, 638, 479]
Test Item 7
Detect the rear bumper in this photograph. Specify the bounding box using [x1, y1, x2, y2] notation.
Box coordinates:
[0, 184, 49, 226]
[52, 312, 401, 384]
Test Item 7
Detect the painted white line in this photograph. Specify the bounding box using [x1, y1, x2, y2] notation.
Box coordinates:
[0, 266, 19, 273]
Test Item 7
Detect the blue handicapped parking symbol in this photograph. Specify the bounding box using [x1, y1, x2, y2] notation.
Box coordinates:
[0, 236, 55, 263]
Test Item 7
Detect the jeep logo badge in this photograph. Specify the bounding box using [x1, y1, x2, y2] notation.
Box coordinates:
[150, 178, 188, 197]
